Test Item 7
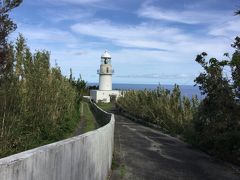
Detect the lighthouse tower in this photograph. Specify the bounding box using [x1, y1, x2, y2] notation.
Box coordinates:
[98, 50, 113, 91]
[90, 50, 121, 103]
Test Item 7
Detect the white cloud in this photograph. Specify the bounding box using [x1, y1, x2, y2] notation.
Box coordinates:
[43, 0, 105, 5]
[40, 0, 117, 10]
[70, 19, 233, 58]
[73, 50, 88, 56]
[62, 0, 105, 3]
[208, 18, 240, 38]
[12, 0, 239, 85]
[71, 20, 189, 51]
[17, 27, 76, 43]
[138, 4, 229, 24]
[44, 9, 93, 22]
[116, 73, 195, 80]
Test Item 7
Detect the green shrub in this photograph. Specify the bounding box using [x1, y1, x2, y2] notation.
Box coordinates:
[0, 35, 81, 158]
[117, 85, 198, 135]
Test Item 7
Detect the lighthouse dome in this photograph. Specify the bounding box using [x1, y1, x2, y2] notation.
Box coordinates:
[101, 50, 111, 59]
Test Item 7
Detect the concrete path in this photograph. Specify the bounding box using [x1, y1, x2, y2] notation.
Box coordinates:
[111, 114, 240, 180]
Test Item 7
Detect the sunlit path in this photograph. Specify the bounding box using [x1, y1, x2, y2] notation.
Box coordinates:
[111, 114, 239, 180]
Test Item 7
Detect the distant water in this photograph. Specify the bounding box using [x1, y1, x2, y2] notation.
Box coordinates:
[88, 83, 203, 99]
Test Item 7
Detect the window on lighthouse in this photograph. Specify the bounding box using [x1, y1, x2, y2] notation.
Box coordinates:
[106, 67, 109, 73]
[104, 59, 107, 64]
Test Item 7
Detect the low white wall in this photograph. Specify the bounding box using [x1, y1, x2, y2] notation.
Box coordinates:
[0, 105, 115, 180]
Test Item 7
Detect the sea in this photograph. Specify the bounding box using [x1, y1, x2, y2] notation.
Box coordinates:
[88, 83, 204, 99]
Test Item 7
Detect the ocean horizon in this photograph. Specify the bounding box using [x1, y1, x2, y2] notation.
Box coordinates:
[88, 83, 203, 99]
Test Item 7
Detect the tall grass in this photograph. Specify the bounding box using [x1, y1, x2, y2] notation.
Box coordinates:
[116, 85, 199, 136]
[0, 35, 81, 158]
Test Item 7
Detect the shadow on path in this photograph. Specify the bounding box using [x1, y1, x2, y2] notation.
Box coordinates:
[111, 114, 240, 180]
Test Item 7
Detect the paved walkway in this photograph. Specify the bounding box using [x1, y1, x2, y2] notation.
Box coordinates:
[111, 114, 240, 180]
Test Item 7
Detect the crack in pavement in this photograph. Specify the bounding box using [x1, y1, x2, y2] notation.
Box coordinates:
[123, 124, 182, 163]
[111, 114, 240, 180]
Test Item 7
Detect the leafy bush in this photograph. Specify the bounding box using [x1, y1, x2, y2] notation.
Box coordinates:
[117, 85, 199, 136]
[0, 35, 81, 158]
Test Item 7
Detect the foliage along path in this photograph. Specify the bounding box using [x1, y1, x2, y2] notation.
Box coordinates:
[74, 102, 98, 135]
[111, 114, 240, 180]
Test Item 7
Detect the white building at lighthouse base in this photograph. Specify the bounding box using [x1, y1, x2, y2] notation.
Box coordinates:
[90, 90, 121, 103]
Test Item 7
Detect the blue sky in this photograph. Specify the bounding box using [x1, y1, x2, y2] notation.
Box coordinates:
[9, 0, 240, 85]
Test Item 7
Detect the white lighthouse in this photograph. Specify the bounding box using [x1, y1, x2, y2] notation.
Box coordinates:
[98, 50, 113, 91]
[90, 50, 121, 103]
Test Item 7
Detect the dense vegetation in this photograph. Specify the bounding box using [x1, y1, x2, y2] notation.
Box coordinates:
[0, 1, 87, 158]
[191, 10, 240, 163]
[0, 0, 22, 76]
[117, 86, 199, 136]
[97, 102, 115, 112]
[0, 34, 83, 158]
[80, 101, 97, 133]
[192, 37, 240, 164]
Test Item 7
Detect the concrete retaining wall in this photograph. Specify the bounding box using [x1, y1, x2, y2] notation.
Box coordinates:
[0, 103, 115, 180]
[90, 101, 112, 127]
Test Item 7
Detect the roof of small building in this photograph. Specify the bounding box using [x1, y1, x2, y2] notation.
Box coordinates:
[101, 50, 111, 58]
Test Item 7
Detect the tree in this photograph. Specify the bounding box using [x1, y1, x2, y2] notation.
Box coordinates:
[194, 51, 240, 162]
[192, 7, 240, 164]
[0, 1, 86, 158]
[69, 71, 87, 104]
[231, 37, 240, 100]
[0, 35, 82, 157]
[0, 1, 22, 151]
[235, 9, 240, 15]
[0, 0, 22, 77]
